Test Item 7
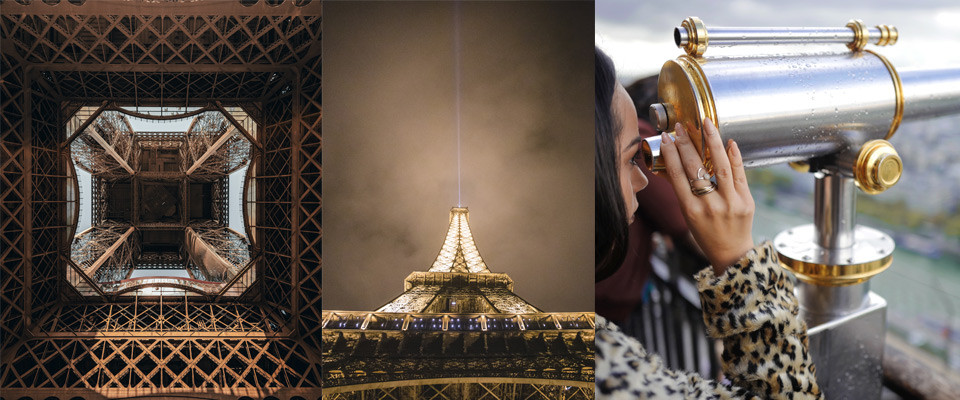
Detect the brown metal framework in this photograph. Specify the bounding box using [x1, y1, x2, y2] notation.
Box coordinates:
[0, 1, 322, 398]
[71, 111, 136, 178]
[71, 222, 139, 283]
[322, 311, 595, 389]
[322, 209, 594, 399]
[324, 383, 594, 400]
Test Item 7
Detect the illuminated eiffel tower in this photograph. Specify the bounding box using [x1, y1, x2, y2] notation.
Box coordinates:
[322, 207, 595, 400]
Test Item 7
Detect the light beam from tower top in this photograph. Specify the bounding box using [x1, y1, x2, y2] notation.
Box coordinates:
[453, 0, 463, 208]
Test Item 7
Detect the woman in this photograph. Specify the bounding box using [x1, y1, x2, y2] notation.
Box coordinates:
[594, 47, 822, 399]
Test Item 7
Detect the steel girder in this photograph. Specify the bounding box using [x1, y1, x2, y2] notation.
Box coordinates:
[0, 1, 323, 397]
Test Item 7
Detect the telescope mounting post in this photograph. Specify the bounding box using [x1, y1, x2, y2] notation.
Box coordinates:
[773, 169, 894, 399]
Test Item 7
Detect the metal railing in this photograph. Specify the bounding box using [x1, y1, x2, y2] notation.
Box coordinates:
[615, 252, 721, 379]
[630, 250, 960, 398]
[322, 311, 596, 332]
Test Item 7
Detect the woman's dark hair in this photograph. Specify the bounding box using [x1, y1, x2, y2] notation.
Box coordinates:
[595, 46, 629, 281]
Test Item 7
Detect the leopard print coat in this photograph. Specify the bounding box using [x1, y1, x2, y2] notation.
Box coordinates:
[596, 242, 822, 399]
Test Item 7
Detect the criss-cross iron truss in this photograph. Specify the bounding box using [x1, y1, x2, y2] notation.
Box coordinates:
[0, 0, 322, 398]
[324, 383, 595, 400]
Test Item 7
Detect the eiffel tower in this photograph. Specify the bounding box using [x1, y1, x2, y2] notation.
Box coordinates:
[323, 207, 595, 400]
[0, 1, 322, 398]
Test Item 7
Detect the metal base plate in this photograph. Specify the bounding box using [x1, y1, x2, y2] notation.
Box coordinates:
[775, 224, 894, 286]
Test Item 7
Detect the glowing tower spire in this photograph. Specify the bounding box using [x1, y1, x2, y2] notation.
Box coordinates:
[376, 206, 537, 314]
[428, 207, 489, 274]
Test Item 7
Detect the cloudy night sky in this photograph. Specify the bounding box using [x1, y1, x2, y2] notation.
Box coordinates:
[596, 0, 960, 83]
[323, 2, 594, 311]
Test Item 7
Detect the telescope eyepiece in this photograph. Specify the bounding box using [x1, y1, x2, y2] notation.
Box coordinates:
[640, 135, 664, 172]
[649, 103, 673, 132]
[674, 27, 686, 47]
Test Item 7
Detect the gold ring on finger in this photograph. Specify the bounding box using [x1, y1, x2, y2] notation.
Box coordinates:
[692, 182, 717, 196]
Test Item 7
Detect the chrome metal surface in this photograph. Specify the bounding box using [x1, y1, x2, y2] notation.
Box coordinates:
[645, 55, 960, 171]
[674, 26, 893, 48]
[798, 281, 871, 324]
[650, 103, 671, 131]
[775, 224, 894, 271]
[704, 52, 895, 167]
[674, 28, 689, 48]
[900, 68, 960, 121]
[805, 291, 886, 400]
[814, 174, 856, 249]
[640, 134, 664, 171]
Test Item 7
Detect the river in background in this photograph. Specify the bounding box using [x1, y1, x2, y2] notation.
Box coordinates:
[752, 196, 960, 369]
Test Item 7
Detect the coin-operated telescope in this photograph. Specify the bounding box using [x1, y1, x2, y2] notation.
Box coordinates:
[641, 17, 960, 399]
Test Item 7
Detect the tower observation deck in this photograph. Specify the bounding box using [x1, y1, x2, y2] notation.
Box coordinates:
[0, 1, 322, 399]
[322, 207, 595, 400]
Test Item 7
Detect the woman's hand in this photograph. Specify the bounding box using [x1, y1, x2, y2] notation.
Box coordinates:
[658, 118, 756, 275]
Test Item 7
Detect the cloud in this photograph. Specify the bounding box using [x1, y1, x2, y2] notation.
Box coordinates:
[323, 2, 594, 312]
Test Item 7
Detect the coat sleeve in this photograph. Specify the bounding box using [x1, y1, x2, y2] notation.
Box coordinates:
[594, 241, 823, 400]
[596, 315, 759, 399]
[693, 241, 822, 400]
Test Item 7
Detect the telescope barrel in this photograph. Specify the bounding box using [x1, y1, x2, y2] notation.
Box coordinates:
[644, 52, 900, 169]
[677, 27, 860, 46]
[642, 50, 960, 175]
[675, 17, 898, 56]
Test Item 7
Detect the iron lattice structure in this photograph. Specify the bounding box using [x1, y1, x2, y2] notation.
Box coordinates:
[70, 111, 136, 179]
[0, 1, 322, 399]
[182, 111, 252, 179]
[71, 222, 139, 284]
[323, 208, 595, 400]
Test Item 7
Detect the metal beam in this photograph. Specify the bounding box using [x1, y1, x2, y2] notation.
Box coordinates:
[64, 256, 106, 300]
[322, 378, 595, 395]
[185, 126, 236, 175]
[184, 227, 236, 280]
[214, 254, 260, 302]
[74, 226, 94, 239]
[181, 178, 188, 225]
[63, 100, 110, 148]
[291, 73, 303, 326]
[214, 101, 263, 152]
[115, 105, 216, 121]
[22, 73, 33, 329]
[28, 62, 294, 74]
[85, 127, 135, 175]
[0, 0, 322, 17]
[84, 226, 136, 277]
[131, 177, 139, 225]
